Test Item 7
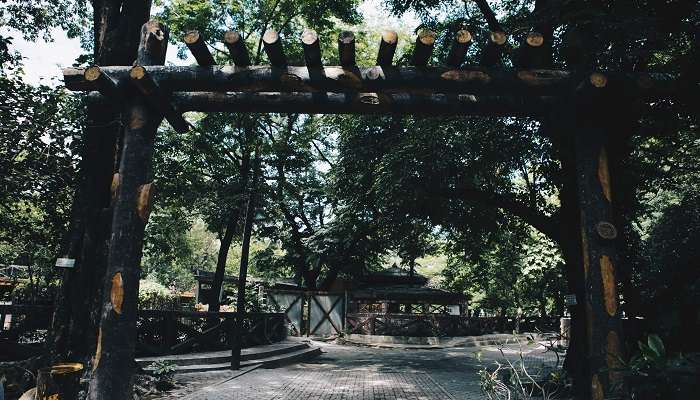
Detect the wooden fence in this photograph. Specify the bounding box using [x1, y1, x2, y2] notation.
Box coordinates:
[0, 305, 286, 356]
[346, 313, 560, 337]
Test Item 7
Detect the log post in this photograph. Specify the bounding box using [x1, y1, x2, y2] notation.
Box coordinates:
[571, 72, 625, 399]
[301, 29, 322, 67]
[411, 29, 436, 66]
[445, 29, 472, 67]
[516, 32, 548, 69]
[231, 141, 262, 369]
[263, 30, 287, 67]
[376, 30, 398, 66]
[87, 20, 168, 400]
[480, 31, 507, 66]
[223, 31, 250, 67]
[338, 31, 356, 67]
[184, 30, 215, 66]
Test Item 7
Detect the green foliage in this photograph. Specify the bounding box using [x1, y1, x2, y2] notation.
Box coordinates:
[0, 51, 82, 292]
[138, 279, 180, 310]
[621, 334, 699, 399]
[148, 360, 176, 380]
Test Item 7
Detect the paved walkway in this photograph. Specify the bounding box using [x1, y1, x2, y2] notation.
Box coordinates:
[160, 339, 561, 400]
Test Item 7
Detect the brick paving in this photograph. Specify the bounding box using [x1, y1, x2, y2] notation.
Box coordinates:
[171, 339, 560, 400]
[185, 370, 456, 400]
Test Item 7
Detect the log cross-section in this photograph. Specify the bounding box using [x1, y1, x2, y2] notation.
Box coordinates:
[377, 30, 398, 66]
[184, 30, 216, 66]
[129, 66, 190, 133]
[411, 30, 436, 66]
[223, 31, 251, 67]
[263, 30, 287, 67]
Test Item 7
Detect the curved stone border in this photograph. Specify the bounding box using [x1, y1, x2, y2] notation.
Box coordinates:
[340, 333, 539, 349]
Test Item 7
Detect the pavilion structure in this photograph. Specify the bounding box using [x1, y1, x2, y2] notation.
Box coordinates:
[61, 18, 687, 400]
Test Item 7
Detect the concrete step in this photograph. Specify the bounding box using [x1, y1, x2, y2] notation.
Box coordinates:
[136, 342, 309, 368]
[141, 346, 322, 373]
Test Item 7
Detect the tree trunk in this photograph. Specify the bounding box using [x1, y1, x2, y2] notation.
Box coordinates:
[52, 0, 152, 364]
[231, 141, 261, 369]
[87, 20, 167, 400]
[209, 127, 252, 313]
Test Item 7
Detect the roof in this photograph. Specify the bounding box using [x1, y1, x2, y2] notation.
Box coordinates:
[193, 269, 239, 284]
[193, 270, 299, 290]
[351, 285, 467, 304]
[361, 266, 428, 287]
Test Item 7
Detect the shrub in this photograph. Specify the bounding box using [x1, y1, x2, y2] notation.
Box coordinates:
[138, 280, 179, 310]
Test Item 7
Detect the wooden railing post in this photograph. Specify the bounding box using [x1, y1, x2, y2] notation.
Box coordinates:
[164, 312, 177, 349]
[88, 21, 168, 400]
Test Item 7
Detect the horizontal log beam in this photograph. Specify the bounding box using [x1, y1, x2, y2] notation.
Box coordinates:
[85, 91, 556, 116]
[63, 66, 679, 98]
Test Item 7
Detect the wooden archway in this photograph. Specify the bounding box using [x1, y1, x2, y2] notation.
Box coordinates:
[61, 20, 683, 400]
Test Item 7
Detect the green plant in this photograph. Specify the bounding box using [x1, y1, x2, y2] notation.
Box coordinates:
[620, 334, 699, 399]
[149, 361, 176, 381]
[138, 280, 179, 310]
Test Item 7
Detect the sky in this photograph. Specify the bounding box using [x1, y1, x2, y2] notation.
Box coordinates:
[7, 0, 417, 86]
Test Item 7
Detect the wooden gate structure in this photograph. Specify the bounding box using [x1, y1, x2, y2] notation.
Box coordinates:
[267, 290, 345, 337]
[58, 15, 691, 400]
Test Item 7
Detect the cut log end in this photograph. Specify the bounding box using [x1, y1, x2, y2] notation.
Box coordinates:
[418, 30, 437, 45]
[93, 328, 102, 371]
[381, 30, 398, 44]
[456, 29, 472, 44]
[490, 31, 507, 45]
[111, 272, 124, 315]
[339, 31, 355, 44]
[224, 30, 241, 44]
[184, 30, 201, 45]
[129, 65, 147, 80]
[301, 29, 318, 45]
[590, 72, 608, 88]
[526, 32, 544, 47]
[84, 66, 102, 81]
[358, 93, 380, 105]
[263, 30, 279, 45]
[110, 173, 120, 198]
[136, 182, 155, 222]
[144, 20, 167, 42]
